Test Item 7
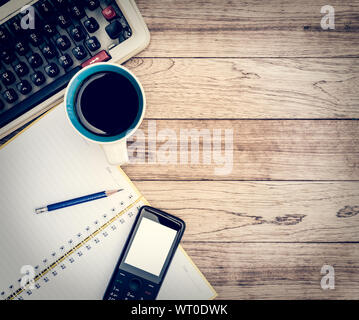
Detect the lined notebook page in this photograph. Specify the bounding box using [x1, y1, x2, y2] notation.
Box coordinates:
[0, 105, 216, 300]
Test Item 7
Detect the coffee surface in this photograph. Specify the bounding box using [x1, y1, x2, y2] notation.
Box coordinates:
[75, 71, 139, 136]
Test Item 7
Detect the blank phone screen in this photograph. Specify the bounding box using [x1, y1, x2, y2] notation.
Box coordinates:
[124, 217, 177, 276]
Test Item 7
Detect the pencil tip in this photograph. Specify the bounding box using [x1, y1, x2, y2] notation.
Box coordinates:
[106, 189, 123, 196]
[35, 207, 48, 214]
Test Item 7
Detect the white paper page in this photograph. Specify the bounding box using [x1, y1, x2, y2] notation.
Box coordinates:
[0, 106, 216, 300]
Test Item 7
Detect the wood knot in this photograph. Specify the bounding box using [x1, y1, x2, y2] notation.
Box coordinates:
[337, 206, 359, 218]
[272, 214, 306, 225]
[124, 57, 144, 69]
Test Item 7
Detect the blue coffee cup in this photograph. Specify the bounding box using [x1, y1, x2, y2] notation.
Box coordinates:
[64, 62, 146, 165]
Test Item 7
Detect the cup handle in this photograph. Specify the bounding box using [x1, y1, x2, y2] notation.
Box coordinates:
[101, 139, 129, 166]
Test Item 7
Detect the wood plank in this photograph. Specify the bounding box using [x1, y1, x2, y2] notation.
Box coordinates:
[122, 119, 359, 180]
[182, 242, 359, 299]
[124, 58, 359, 119]
[136, 0, 359, 57]
[135, 181, 359, 242]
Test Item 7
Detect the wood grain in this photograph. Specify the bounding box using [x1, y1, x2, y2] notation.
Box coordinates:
[136, 0, 359, 57]
[128, 0, 359, 299]
[135, 181, 359, 242]
[182, 242, 359, 299]
[124, 58, 359, 119]
[122, 119, 359, 180]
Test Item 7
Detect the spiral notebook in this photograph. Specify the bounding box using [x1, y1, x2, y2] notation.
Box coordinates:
[0, 106, 216, 300]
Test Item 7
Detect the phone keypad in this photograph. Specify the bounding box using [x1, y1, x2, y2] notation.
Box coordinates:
[104, 270, 159, 300]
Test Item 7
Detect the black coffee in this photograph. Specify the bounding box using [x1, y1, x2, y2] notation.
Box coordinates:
[75, 71, 139, 136]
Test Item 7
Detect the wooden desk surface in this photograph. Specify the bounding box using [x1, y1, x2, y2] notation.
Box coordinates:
[122, 0, 359, 299]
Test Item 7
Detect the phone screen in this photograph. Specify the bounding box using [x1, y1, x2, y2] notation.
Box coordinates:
[124, 217, 177, 276]
[119, 207, 184, 283]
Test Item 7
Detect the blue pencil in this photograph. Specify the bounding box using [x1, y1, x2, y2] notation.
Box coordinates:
[35, 189, 123, 214]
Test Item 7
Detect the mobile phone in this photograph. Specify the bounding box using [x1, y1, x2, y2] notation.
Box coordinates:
[103, 205, 185, 300]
